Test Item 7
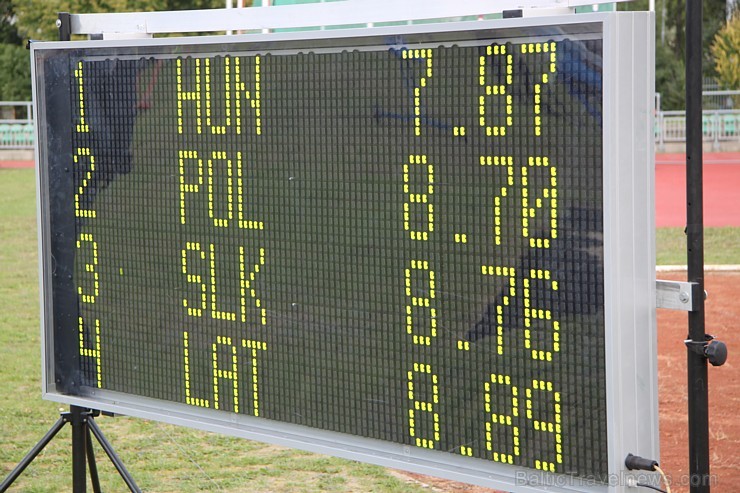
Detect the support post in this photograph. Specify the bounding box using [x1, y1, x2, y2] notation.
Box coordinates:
[685, 0, 711, 491]
[0, 408, 140, 492]
[71, 406, 88, 493]
[58, 12, 72, 42]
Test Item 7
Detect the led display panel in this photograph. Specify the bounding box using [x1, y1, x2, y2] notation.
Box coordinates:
[33, 13, 656, 492]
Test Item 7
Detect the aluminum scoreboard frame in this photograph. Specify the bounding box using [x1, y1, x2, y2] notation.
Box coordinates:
[32, 11, 657, 492]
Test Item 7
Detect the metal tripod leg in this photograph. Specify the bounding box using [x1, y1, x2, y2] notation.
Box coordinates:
[87, 416, 141, 492]
[86, 425, 102, 493]
[0, 407, 140, 493]
[0, 416, 67, 492]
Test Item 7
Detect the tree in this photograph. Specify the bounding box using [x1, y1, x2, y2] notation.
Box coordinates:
[619, 0, 728, 109]
[711, 14, 740, 90]
[661, 0, 727, 80]
[0, 0, 30, 102]
[0, 0, 21, 44]
[12, 0, 79, 41]
[0, 43, 30, 100]
[11, 0, 227, 41]
[655, 41, 686, 110]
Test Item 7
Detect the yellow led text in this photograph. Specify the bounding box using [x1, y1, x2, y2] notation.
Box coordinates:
[183, 331, 267, 415]
[177, 55, 262, 136]
[181, 241, 266, 325]
[405, 259, 437, 346]
[407, 362, 440, 449]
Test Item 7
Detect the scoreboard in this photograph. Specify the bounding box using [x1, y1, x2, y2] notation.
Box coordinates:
[32, 12, 657, 492]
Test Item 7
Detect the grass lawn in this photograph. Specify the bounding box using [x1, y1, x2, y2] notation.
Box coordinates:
[1, 167, 737, 491]
[656, 227, 740, 266]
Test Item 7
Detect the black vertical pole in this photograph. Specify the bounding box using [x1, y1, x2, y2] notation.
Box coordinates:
[70, 406, 88, 493]
[685, 1, 711, 492]
[59, 11, 85, 493]
[59, 11, 86, 492]
[58, 12, 71, 42]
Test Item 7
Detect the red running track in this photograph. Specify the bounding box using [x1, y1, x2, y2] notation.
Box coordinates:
[0, 160, 34, 169]
[656, 152, 740, 228]
[3, 153, 740, 227]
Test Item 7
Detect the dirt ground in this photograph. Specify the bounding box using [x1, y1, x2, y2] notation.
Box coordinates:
[399, 271, 740, 493]
[656, 271, 740, 493]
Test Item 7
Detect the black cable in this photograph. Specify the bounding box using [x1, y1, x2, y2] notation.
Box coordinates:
[636, 482, 667, 493]
[625, 454, 671, 493]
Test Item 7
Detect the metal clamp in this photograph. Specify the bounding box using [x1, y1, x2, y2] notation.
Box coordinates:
[685, 334, 728, 367]
[656, 280, 703, 311]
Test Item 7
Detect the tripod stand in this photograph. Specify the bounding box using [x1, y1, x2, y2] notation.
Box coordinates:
[0, 406, 140, 493]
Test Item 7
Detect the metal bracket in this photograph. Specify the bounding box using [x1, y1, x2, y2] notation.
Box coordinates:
[65, 0, 625, 37]
[656, 279, 703, 311]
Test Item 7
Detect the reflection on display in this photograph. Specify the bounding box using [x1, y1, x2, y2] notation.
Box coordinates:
[51, 33, 608, 479]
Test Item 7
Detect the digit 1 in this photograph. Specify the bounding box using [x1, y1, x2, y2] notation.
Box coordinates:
[521, 156, 557, 249]
[407, 362, 440, 449]
[484, 374, 520, 464]
[479, 44, 512, 137]
[527, 380, 563, 472]
[73, 60, 89, 133]
[523, 269, 560, 361]
[521, 42, 557, 137]
[480, 155, 513, 246]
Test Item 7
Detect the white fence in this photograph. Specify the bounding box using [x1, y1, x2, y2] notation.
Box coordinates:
[654, 90, 740, 150]
[0, 102, 34, 150]
[656, 109, 740, 149]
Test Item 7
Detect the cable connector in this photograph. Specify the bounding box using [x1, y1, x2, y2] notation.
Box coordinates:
[625, 453, 658, 471]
